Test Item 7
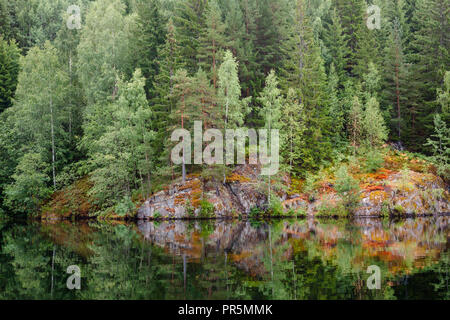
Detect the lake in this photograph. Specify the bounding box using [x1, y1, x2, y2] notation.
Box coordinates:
[0, 216, 448, 300]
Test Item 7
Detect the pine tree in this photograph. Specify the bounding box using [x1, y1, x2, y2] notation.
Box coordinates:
[348, 95, 363, 152]
[239, 0, 260, 98]
[170, 69, 195, 182]
[332, 0, 366, 75]
[0, 0, 13, 40]
[363, 96, 388, 148]
[382, 15, 411, 141]
[191, 67, 218, 130]
[327, 63, 347, 150]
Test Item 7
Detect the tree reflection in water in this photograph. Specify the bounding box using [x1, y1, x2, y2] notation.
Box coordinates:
[0, 217, 448, 300]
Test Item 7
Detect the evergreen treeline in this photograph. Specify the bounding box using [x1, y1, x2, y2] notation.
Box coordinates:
[0, 0, 448, 216]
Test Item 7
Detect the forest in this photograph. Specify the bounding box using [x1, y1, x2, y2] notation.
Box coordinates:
[0, 0, 448, 218]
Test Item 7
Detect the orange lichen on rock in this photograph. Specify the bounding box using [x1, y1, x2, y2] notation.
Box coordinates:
[226, 173, 251, 183]
[365, 185, 385, 192]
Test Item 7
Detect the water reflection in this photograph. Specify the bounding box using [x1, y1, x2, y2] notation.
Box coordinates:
[0, 217, 448, 300]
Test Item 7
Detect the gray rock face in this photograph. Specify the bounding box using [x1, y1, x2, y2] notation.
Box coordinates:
[137, 165, 450, 219]
[137, 165, 268, 220]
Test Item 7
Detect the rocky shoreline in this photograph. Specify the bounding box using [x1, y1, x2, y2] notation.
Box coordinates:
[137, 164, 450, 220]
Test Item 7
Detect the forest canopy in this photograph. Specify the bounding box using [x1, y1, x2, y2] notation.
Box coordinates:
[0, 0, 448, 216]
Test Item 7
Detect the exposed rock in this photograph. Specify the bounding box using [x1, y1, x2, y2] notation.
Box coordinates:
[137, 165, 268, 220]
[355, 171, 450, 216]
[137, 165, 450, 219]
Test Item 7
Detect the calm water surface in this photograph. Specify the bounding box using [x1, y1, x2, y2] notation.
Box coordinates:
[0, 217, 448, 300]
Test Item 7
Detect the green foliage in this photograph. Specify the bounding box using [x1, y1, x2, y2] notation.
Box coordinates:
[0, 36, 20, 113]
[393, 204, 406, 215]
[363, 149, 384, 173]
[249, 206, 263, 218]
[152, 211, 162, 220]
[268, 197, 284, 217]
[199, 199, 215, 218]
[5, 153, 51, 214]
[334, 165, 360, 214]
[0, 0, 448, 219]
[115, 196, 135, 217]
[425, 114, 450, 180]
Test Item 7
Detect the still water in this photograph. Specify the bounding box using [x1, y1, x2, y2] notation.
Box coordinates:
[0, 217, 448, 300]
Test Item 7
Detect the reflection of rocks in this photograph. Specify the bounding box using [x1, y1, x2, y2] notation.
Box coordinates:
[136, 217, 449, 277]
[137, 220, 268, 261]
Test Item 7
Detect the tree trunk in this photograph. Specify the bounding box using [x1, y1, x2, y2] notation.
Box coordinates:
[50, 97, 56, 189]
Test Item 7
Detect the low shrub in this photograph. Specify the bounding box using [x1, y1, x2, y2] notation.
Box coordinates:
[334, 165, 360, 214]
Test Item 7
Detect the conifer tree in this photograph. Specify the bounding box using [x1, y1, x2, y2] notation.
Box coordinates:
[132, 0, 167, 97]
[323, 7, 349, 86]
[382, 16, 411, 141]
[218, 50, 250, 130]
[348, 96, 363, 151]
[173, 0, 207, 73]
[282, 0, 332, 171]
[152, 18, 184, 170]
[197, 0, 227, 88]
[333, 0, 366, 75]
[0, 36, 20, 113]
[363, 97, 388, 148]
[281, 88, 305, 173]
[408, 0, 449, 149]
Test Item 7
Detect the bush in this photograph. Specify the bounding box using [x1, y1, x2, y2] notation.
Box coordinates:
[5, 152, 51, 214]
[249, 206, 263, 218]
[185, 200, 195, 216]
[153, 211, 162, 219]
[268, 198, 284, 216]
[364, 149, 384, 173]
[393, 204, 406, 215]
[199, 199, 215, 218]
[114, 196, 135, 217]
[334, 165, 360, 214]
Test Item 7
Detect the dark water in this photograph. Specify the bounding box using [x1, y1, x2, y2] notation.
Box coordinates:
[0, 217, 448, 300]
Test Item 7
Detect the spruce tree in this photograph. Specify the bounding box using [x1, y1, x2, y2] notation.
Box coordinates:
[0, 36, 20, 113]
[197, 0, 227, 88]
[132, 0, 167, 97]
[408, 0, 450, 150]
[282, 0, 332, 171]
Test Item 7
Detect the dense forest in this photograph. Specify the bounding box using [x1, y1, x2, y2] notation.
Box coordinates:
[0, 0, 448, 218]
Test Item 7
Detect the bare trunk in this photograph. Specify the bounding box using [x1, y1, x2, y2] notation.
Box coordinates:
[50, 97, 56, 189]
